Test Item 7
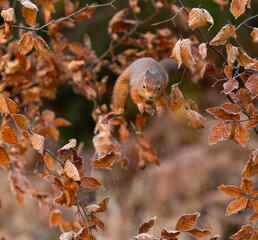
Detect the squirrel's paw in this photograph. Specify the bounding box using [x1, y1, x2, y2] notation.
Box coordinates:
[156, 106, 164, 117]
[137, 103, 145, 114]
[145, 105, 155, 116]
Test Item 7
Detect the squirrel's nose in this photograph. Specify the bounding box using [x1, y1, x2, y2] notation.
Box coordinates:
[148, 93, 153, 99]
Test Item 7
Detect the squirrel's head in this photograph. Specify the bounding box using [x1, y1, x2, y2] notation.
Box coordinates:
[139, 70, 163, 100]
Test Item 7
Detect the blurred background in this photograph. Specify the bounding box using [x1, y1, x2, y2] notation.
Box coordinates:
[0, 0, 257, 239]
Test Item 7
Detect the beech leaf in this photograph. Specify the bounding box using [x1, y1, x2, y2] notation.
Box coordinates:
[188, 8, 214, 30]
[167, 84, 184, 115]
[175, 212, 200, 231]
[226, 196, 248, 216]
[64, 160, 80, 181]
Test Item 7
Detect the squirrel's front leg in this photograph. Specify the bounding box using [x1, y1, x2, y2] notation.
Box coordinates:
[156, 93, 167, 116]
[131, 87, 145, 114]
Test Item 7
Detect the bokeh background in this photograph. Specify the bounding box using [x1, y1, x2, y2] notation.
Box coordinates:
[0, 0, 257, 239]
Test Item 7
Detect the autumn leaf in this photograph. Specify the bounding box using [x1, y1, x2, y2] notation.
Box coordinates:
[246, 120, 258, 129]
[242, 156, 258, 179]
[237, 48, 254, 69]
[234, 123, 249, 147]
[226, 196, 249, 215]
[187, 110, 206, 130]
[189, 228, 212, 239]
[181, 39, 196, 70]
[218, 185, 244, 197]
[171, 39, 182, 68]
[240, 179, 252, 194]
[93, 152, 116, 168]
[80, 176, 103, 190]
[245, 74, 258, 99]
[33, 35, 51, 57]
[207, 107, 240, 121]
[31, 133, 44, 155]
[160, 228, 180, 239]
[220, 103, 242, 115]
[18, 32, 33, 55]
[175, 212, 200, 231]
[44, 155, 55, 171]
[1, 7, 15, 40]
[230, 224, 252, 240]
[209, 122, 231, 145]
[138, 216, 156, 234]
[0, 93, 17, 115]
[251, 28, 258, 43]
[167, 84, 184, 115]
[64, 159, 80, 181]
[49, 209, 61, 227]
[230, 0, 247, 19]
[249, 213, 258, 221]
[210, 24, 231, 46]
[12, 114, 30, 132]
[136, 114, 147, 129]
[226, 43, 239, 67]
[188, 8, 214, 30]
[134, 233, 155, 240]
[58, 139, 76, 157]
[200, 62, 207, 78]
[97, 197, 110, 212]
[20, 0, 38, 26]
[1, 126, 17, 144]
[0, 147, 10, 167]
[199, 43, 207, 59]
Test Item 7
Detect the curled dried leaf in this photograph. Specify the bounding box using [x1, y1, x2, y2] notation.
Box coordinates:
[187, 110, 206, 130]
[171, 39, 182, 68]
[161, 228, 180, 239]
[44, 155, 55, 171]
[199, 43, 207, 59]
[0, 93, 17, 115]
[20, 0, 38, 26]
[138, 216, 156, 234]
[175, 212, 200, 231]
[93, 152, 116, 168]
[18, 32, 33, 55]
[181, 39, 196, 70]
[80, 176, 103, 190]
[31, 133, 44, 155]
[188, 8, 214, 30]
[230, 0, 247, 19]
[210, 24, 230, 46]
[1, 8, 15, 40]
[12, 114, 30, 131]
[0, 147, 10, 167]
[33, 36, 51, 57]
[64, 159, 80, 181]
[240, 179, 252, 194]
[167, 84, 184, 115]
[251, 28, 258, 43]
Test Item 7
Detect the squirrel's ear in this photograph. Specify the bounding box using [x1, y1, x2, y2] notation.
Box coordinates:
[155, 72, 161, 78]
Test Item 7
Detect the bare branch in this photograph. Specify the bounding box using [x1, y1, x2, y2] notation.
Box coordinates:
[236, 14, 258, 31]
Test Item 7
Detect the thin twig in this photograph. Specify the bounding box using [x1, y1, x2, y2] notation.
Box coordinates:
[236, 14, 258, 31]
[44, 148, 64, 166]
[0, 55, 8, 67]
[0, 0, 116, 32]
[151, 7, 183, 26]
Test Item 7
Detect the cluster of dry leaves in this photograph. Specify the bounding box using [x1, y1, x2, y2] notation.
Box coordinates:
[0, 0, 257, 239]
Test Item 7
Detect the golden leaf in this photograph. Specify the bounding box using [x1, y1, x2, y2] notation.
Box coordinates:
[218, 185, 244, 197]
[171, 39, 182, 68]
[251, 28, 258, 43]
[64, 159, 80, 181]
[187, 110, 206, 130]
[33, 36, 51, 57]
[80, 176, 103, 190]
[1, 7, 15, 40]
[198, 43, 207, 59]
[20, 0, 38, 26]
[226, 196, 248, 215]
[167, 84, 184, 115]
[1, 126, 17, 144]
[0, 147, 10, 167]
[240, 179, 252, 194]
[210, 24, 230, 46]
[230, 0, 247, 19]
[0, 93, 17, 115]
[44, 155, 55, 171]
[208, 122, 231, 145]
[181, 39, 196, 70]
[31, 133, 44, 155]
[234, 123, 249, 147]
[188, 8, 214, 30]
[12, 114, 30, 131]
[175, 212, 200, 231]
[18, 32, 33, 55]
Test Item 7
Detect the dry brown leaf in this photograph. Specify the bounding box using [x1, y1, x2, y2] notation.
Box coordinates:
[136, 114, 147, 129]
[129, 0, 140, 13]
[251, 28, 258, 43]
[199, 43, 207, 59]
[181, 39, 196, 70]
[58, 139, 76, 156]
[230, 0, 247, 19]
[240, 179, 252, 194]
[189, 228, 212, 239]
[207, 107, 240, 121]
[80, 176, 103, 190]
[0, 93, 17, 115]
[18, 32, 33, 55]
[44, 155, 55, 171]
[12, 114, 30, 131]
[226, 196, 249, 215]
[134, 233, 155, 240]
[161, 228, 180, 239]
[31, 133, 44, 155]
[246, 120, 258, 129]
[224, 65, 233, 79]
[237, 89, 254, 116]
[1, 126, 17, 144]
[49, 209, 61, 227]
[220, 103, 242, 115]
[98, 197, 110, 212]
[200, 62, 207, 78]
[64, 159, 80, 181]
[93, 152, 116, 168]
[234, 123, 249, 147]
[229, 25, 237, 38]
[245, 74, 258, 99]
[226, 43, 239, 67]
[218, 185, 244, 197]
[242, 156, 258, 179]
[86, 204, 100, 213]
[189, 99, 199, 112]
[210, 24, 230, 46]
[0, 147, 10, 167]
[171, 39, 182, 68]
[20, 0, 38, 26]
[33, 36, 51, 57]
[138, 216, 156, 234]
[237, 48, 254, 68]
[1, 8, 15, 40]
[188, 8, 214, 30]
[187, 110, 206, 130]
[249, 213, 258, 221]
[167, 84, 184, 115]
[175, 212, 200, 231]
[209, 122, 231, 145]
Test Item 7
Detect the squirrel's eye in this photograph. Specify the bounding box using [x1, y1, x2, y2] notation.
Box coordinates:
[158, 87, 161, 91]
[143, 84, 146, 89]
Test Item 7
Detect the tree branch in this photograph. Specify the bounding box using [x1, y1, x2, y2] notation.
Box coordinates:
[236, 14, 258, 31]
